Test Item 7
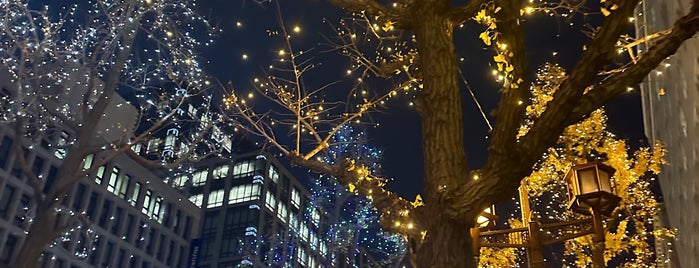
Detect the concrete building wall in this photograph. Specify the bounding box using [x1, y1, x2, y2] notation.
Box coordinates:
[637, 0, 699, 267]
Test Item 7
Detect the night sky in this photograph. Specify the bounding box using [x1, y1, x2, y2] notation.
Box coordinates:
[197, 0, 646, 200]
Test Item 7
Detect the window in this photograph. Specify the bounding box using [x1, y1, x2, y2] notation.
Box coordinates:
[268, 166, 279, 183]
[99, 199, 113, 227]
[228, 184, 260, 204]
[213, 165, 229, 179]
[264, 192, 277, 212]
[192, 169, 208, 186]
[95, 166, 105, 185]
[111, 207, 123, 235]
[173, 175, 188, 188]
[232, 161, 256, 178]
[0, 185, 16, 219]
[54, 131, 69, 159]
[296, 246, 307, 266]
[142, 190, 153, 215]
[291, 187, 301, 209]
[277, 202, 288, 223]
[129, 182, 141, 206]
[82, 154, 94, 170]
[1, 235, 17, 264]
[107, 167, 121, 193]
[189, 194, 204, 208]
[207, 189, 225, 208]
[152, 196, 163, 222]
[113, 174, 130, 199]
[202, 211, 220, 234]
[311, 208, 320, 226]
[0, 136, 13, 169]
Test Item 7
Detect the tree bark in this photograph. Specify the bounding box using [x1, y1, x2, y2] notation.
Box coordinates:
[411, 1, 473, 267]
[12, 203, 59, 268]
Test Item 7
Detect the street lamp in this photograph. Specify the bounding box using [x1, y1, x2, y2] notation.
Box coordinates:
[565, 162, 621, 216]
[472, 162, 621, 268]
[565, 162, 621, 267]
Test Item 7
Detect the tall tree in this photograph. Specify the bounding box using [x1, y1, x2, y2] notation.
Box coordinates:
[0, 0, 216, 266]
[225, 0, 699, 266]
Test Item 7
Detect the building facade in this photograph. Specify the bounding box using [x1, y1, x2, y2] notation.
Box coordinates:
[636, 0, 699, 267]
[172, 152, 339, 268]
[0, 128, 201, 268]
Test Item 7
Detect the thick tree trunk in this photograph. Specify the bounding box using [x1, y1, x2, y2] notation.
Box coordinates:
[12, 203, 58, 268]
[410, 1, 473, 267]
[414, 212, 476, 268]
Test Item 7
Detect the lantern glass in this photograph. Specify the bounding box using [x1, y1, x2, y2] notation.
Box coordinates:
[477, 206, 496, 228]
[577, 168, 599, 194]
[598, 170, 612, 192]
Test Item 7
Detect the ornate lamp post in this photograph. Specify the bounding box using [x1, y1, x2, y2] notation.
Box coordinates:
[472, 162, 621, 268]
[565, 162, 621, 267]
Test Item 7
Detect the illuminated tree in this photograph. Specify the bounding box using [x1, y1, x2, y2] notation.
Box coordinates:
[478, 63, 670, 266]
[0, 0, 216, 266]
[225, 0, 699, 267]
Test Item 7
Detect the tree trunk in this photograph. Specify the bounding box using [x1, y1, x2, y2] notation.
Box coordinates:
[12, 203, 58, 268]
[410, 1, 474, 267]
[415, 213, 476, 268]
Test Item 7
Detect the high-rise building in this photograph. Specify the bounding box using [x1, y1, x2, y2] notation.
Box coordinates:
[637, 1, 699, 267]
[175, 151, 340, 268]
[0, 71, 201, 268]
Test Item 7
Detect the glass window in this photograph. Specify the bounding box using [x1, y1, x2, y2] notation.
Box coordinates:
[54, 131, 69, 159]
[228, 184, 261, 204]
[189, 194, 204, 208]
[311, 208, 320, 226]
[213, 165, 229, 179]
[95, 166, 105, 185]
[83, 154, 94, 170]
[277, 203, 288, 223]
[142, 190, 153, 215]
[173, 175, 188, 188]
[265, 192, 277, 212]
[107, 167, 121, 193]
[268, 166, 279, 183]
[152, 196, 163, 222]
[291, 188, 301, 209]
[129, 182, 141, 207]
[232, 161, 256, 178]
[192, 170, 208, 186]
[207, 189, 225, 208]
[115, 175, 130, 199]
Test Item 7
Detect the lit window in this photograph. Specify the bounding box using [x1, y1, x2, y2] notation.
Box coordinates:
[207, 189, 225, 208]
[115, 174, 130, 199]
[265, 192, 277, 212]
[189, 194, 204, 208]
[54, 131, 69, 159]
[173, 175, 188, 188]
[129, 182, 141, 206]
[192, 169, 208, 186]
[152, 196, 163, 222]
[297, 247, 307, 266]
[300, 224, 309, 242]
[311, 208, 320, 227]
[268, 166, 279, 183]
[107, 167, 121, 193]
[291, 188, 301, 209]
[290, 214, 299, 231]
[232, 161, 256, 178]
[213, 165, 229, 179]
[142, 190, 153, 215]
[228, 184, 260, 204]
[277, 203, 288, 223]
[82, 154, 94, 170]
[95, 166, 105, 185]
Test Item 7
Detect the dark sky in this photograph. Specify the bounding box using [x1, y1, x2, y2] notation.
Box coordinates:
[198, 0, 645, 200]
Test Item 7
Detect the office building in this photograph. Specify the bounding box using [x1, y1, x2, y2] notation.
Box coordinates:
[637, 0, 699, 266]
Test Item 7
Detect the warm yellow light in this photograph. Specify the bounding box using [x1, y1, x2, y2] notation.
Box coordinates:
[293, 26, 301, 33]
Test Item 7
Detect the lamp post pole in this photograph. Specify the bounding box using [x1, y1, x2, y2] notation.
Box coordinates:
[590, 208, 606, 268]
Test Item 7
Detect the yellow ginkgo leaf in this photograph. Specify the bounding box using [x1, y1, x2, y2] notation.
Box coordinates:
[348, 183, 356, 192]
[601, 7, 611, 16]
[493, 54, 506, 63]
[412, 194, 424, 207]
[382, 21, 394, 32]
[479, 31, 491, 46]
[505, 64, 514, 73]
